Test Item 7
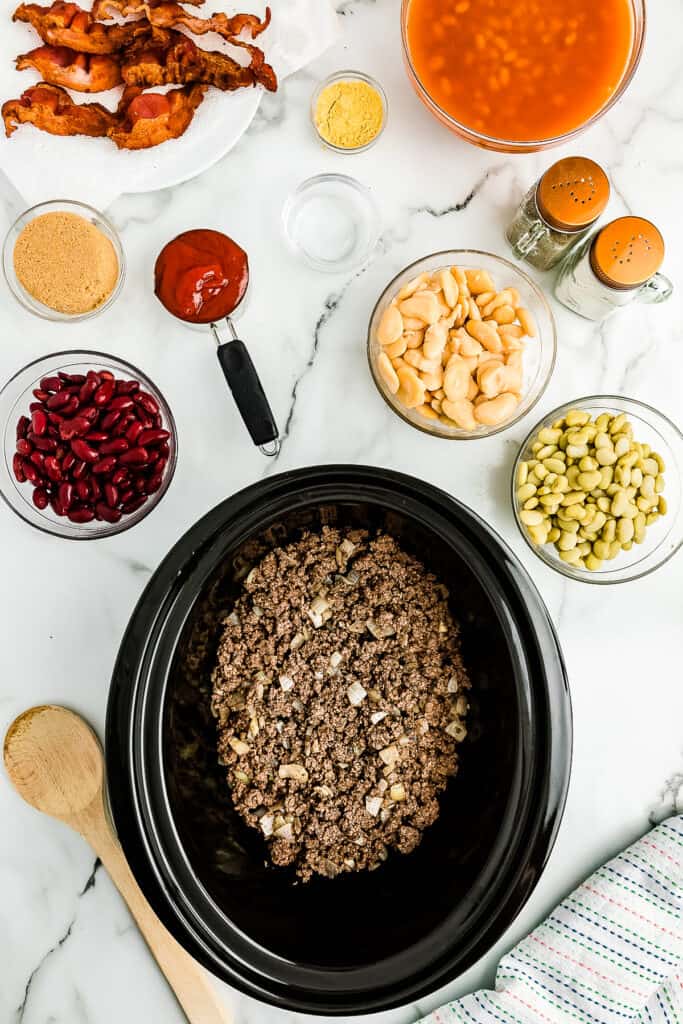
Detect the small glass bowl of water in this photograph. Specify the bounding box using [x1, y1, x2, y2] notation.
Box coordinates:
[282, 174, 380, 274]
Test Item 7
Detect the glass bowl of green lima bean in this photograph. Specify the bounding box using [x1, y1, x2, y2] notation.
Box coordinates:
[512, 396, 683, 584]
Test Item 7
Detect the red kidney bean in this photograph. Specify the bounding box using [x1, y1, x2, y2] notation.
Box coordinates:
[30, 451, 45, 471]
[61, 452, 76, 473]
[158, 442, 170, 458]
[12, 453, 26, 482]
[75, 480, 90, 502]
[136, 415, 154, 432]
[79, 405, 98, 423]
[104, 482, 118, 508]
[44, 456, 63, 482]
[33, 388, 49, 402]
[93, 456, 117, 475]
[16, 438, 32, 456]
[146, 474, 163, 495]
[99, 370, 114, 381]
[16, 415, 30, 439]
[152, 456, 167, 477]
[71, 439, 99, 463]
[107, 395, 134, 412]
[51, 494, 65, 516]
[60, 396, 80, 417]
[119, 447, 148, 466]
[153, 414, 163, 429]
[58, 482, 74, 510]
[119, 487, 135, 504]
[59, 416, 91, 441]
[116, 380, 140, 395]
[111, 467, 130, 487]
[135, 391, 159, 416]
[85, 431, 108, 443]
[94, 380, 115, 406]
[96, 502, 122, 524]
[31, 409, 47, 436]
[23, 461, 42, 485]
[33, 436, 57, 452]
[124, 495, 149, 514]
[40, 376, 62, 392]
[113, 415, 135, 437]
[79, 378, 98, 403]
[47, 412, 64, 427]
[90, 477, 102, 502]
[32, 487, 49, 510]
[138, 428, 170, 448]
[58, 372, 86, 384]
[68, 506, 95, 524]
[46, 391, 71, 411]
[125, 420, 143, 443]
[72, 460, 88, 480]
[133, 476, 147, 493]
[100, 409, 121, 430]
[99, 437, 129, 456]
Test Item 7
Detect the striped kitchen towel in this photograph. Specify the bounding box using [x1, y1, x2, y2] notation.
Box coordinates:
[421, 816, 683, 1024]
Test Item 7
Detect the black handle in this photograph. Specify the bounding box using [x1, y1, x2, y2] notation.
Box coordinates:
[216, 339, 279, 451]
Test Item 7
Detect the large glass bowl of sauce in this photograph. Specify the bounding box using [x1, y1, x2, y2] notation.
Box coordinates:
[401, 0, 645, 153]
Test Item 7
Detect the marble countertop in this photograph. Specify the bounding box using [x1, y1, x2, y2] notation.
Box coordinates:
[1, 1, 682, 1022]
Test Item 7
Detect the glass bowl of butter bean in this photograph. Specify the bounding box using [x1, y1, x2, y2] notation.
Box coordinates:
[368, 250, 556, 439]
[512, 397, 683, 584]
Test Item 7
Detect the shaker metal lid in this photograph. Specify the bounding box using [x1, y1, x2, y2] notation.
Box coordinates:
[537, 156, 610, 232]
[590, 216, 665, 289]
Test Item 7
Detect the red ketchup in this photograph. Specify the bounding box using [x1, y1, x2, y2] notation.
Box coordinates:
[154, 229, 249, 325]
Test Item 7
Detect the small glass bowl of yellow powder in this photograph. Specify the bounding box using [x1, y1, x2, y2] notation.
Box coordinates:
[3, 199, 125, 322]
[312, 71, 388, 154]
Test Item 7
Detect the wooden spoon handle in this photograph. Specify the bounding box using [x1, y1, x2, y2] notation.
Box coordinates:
[87, 802, 231, 1024]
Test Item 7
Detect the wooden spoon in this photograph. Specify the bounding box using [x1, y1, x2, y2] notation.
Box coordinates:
[4, 705, 231, 1024]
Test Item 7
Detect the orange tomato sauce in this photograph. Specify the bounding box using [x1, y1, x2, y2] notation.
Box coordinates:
[406, 0, 634, 142]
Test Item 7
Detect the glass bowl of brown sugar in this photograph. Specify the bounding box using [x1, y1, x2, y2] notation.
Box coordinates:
[2, 199, 126, 322]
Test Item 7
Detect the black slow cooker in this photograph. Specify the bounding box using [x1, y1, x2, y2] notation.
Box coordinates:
[106, 466, 572, 1015]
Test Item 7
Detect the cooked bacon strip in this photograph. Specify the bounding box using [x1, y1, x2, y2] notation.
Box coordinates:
[13, 2, 151, 54]
[16, 45, 123, 91]
[2, 81, 116, 137]
[121, 28, 272, 91]
[93, 0, 269, 38]
[108, 83, 205, 148]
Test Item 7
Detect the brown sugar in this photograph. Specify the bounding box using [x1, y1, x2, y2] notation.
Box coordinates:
[13, 211, 119, 315]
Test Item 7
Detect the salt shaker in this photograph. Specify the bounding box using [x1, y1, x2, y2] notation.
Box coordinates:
[506, 157, 610, 271]
[555, 216, 673, 322]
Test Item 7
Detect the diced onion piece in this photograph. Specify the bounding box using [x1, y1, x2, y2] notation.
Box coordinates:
[379, 744, 399, 767]
[447, 675, 459, 693]
[260, 814, 274, 837]
[390, 783, 406, 802]
[365, 796, 382, 817]
[279, 674, 294, 691]
[347, 681, 368, 706]
[445, 720, 467, 740]
[329, 651, 343, 669]
[229, 737, 250, 756]
[278, 763, 309, 783]
[274, 822, 294, 841]
[370, 711, 387, 725]
[290, 632, 305, 650]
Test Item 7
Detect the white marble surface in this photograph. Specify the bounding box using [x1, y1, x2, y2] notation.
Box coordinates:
[1, 2, 683, 1022]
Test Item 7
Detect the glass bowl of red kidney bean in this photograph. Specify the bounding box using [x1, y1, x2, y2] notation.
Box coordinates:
[0, 350, 177, 539]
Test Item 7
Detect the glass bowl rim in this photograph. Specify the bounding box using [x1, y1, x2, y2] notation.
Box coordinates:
[367, 248, 558, 440]
[310, 69, 389, 154]
[511, 394, 683, 585]
[399, 0, 646, 151]
[2, 199, 126, 323]
[0, 348, 178, 541]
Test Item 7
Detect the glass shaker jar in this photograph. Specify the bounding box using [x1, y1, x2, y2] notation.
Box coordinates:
[506, 157, 610, 271]
[555, 216, 673, 322]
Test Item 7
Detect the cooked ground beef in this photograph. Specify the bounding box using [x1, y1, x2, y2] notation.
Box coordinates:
[211, 527, 470, 882]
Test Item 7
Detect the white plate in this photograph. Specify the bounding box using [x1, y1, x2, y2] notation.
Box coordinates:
[0, 0, 320, 209]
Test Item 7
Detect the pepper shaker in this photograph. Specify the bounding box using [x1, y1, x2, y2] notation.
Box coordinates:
[506, 157, 610, 272]
[555, 216, 673, 322]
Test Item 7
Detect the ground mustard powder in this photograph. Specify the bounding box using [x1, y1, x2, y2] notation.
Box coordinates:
[314, 79, 384, 150]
